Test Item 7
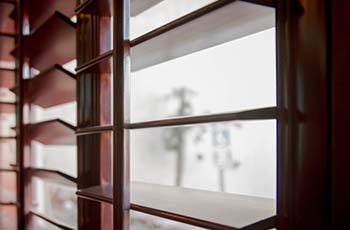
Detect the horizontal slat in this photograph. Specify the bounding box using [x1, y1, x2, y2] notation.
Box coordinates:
[75, 125, 113, 135]
[0, 102, 15, 113]
[127, 107, 277, 129]
[130, 0, 275, 71]
[0, 202, 18, 206]
[30, 210, 76, 230]
[0, 32, 15, 37]
[27, 0, 75, 32]
[25, 119, 76, 145]
[0, 1, 15, 34]
[76, 184, 112, 203]
[0, 168, 17, 172]
[76, 50, 112, 74]
[25, 65, 76, 108]
[25, 167, 76, 187]
[77, 182, 275, 229]
[75, 0, 112, 16]
[0, 33, 15, 61]
[75, 0, 163, 16]
[0, 68, 15, 88]
[24, 11, 76, 71]
[0, 136, 16, 140]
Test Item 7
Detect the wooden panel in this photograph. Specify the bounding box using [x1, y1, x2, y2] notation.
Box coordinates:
[0, 35, 15, 62]
[30, 210, 75, 230]
[26, 65, 76, 108]
[25, 119, 76, 145]
[0, 1, 15, 34]
[76, 50, 112, 74]
[26, 0, 75, 32]
[24, 12, 76, 71]
[0, 68, 15, 88]
[0, 102, 15, 113]
[77, 182, 276, 230]
[25, 167, 76, 187]
[131, 1, 275, 71]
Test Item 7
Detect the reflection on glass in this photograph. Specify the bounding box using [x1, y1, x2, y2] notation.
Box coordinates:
[131, 0, 216, 38]
[131, 28, 276, 122]
[32, 178, 77, 229]
[131, 211, 206, 230]
[131, 120, 276, 199]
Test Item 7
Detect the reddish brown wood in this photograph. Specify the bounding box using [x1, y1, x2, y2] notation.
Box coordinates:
[0, 1, 15, 34]
[24, 12, 76, 71]
[0, 68, 15, 88]
[25, 167, 76, 187]
[75, 0, 112, 16]
[26, 65, 76, 108]
[77, 184, 112, 203]
[26, 0, 75, 32]
[76, 50, 112, 74]
[0, 102, 15, 113]
[331, 0, 350, 228]
[0, 35, 15, 61]
[25, 119, 76, 145]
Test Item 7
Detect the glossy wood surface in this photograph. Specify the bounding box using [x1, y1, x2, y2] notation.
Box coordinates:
[24, 12, 76, 71]
[26, 65, 76, 108]
[76, 50, 112, 74]
[25, 119, 76, 145]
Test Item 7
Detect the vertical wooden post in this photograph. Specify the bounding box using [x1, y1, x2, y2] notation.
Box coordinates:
[113, 0, 130, 229]
[277, 0, 331, 229]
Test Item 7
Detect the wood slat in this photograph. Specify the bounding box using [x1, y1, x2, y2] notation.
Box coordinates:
[127, 107, 278, 129]
[75, 0, 163, 16]
[131, 0, 275, 71]
[25, 119, 76, 145]
[0, 102, 15, 113]
[24, 11, 76, 71]
[26, 65, 76, 108]
[76, 50, 112, 74]
[75, 125, 113, 135]
[0, 34, 15, 62]
[25, 167, 76, 187]
[0, 1, 15, 34]
[0, 68, 15, 88]
[30, 210, 76, 230]
[26, 0, 75, 32]
[0, 202, 18, 206]
[77, 182, 276, 230]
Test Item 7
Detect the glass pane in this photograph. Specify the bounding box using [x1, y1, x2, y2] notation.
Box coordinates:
[131, 0, 216, 38]
[0, 172, 16, 203]
[0, 205, 17, 229]
[0, 139, 16, 169]
[131, 120, 276, 199]
[32, 178, 77, 229]
[131, 28, 276, 122]
[131, 211, 206, 230]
